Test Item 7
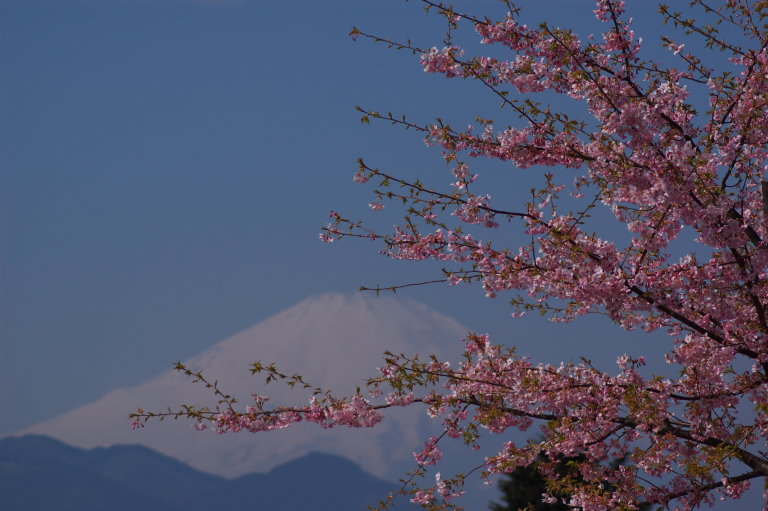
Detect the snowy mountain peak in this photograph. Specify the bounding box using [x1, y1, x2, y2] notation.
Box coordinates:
[19, 292, 467, 478]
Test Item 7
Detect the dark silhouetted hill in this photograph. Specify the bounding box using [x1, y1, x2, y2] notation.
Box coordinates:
[0, 435, 403, 510]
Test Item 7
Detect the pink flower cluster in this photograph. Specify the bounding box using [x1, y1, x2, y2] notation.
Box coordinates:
[141, 1, 768, 509]
[192, 393, 383, 435]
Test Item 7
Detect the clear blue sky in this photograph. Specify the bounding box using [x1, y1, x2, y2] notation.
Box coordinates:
[0, 0, 686, 434]
[5, 1, 766, 508]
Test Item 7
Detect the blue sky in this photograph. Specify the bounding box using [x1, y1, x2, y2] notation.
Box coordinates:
[1, 0, 457, 431]
[5, 1, 767, 508]
[2, 0, 656, 434]
[0, 0, 702, 437]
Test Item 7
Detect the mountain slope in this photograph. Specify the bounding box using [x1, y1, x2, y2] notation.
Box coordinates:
[0, 435, 405, 511]
[196, 452, 401, 510]
[0, 435, 225, 510]
[19, 293, 467, 479]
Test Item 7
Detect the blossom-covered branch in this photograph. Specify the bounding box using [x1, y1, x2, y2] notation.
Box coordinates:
[144, 1, 768, 509]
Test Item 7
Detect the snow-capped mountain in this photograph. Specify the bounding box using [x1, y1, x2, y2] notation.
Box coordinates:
[19, 292, 467, 479]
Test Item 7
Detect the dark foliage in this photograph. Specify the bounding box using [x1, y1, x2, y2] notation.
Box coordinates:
[489, 454, 651, 511]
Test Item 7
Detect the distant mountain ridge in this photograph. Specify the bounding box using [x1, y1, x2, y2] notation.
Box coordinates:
[0, 435, 405, 511]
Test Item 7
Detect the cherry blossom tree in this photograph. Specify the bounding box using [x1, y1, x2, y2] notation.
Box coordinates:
[133, 1, 768, 509]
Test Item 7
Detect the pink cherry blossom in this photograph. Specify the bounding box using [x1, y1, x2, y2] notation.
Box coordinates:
[136, 2, 768, 509]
